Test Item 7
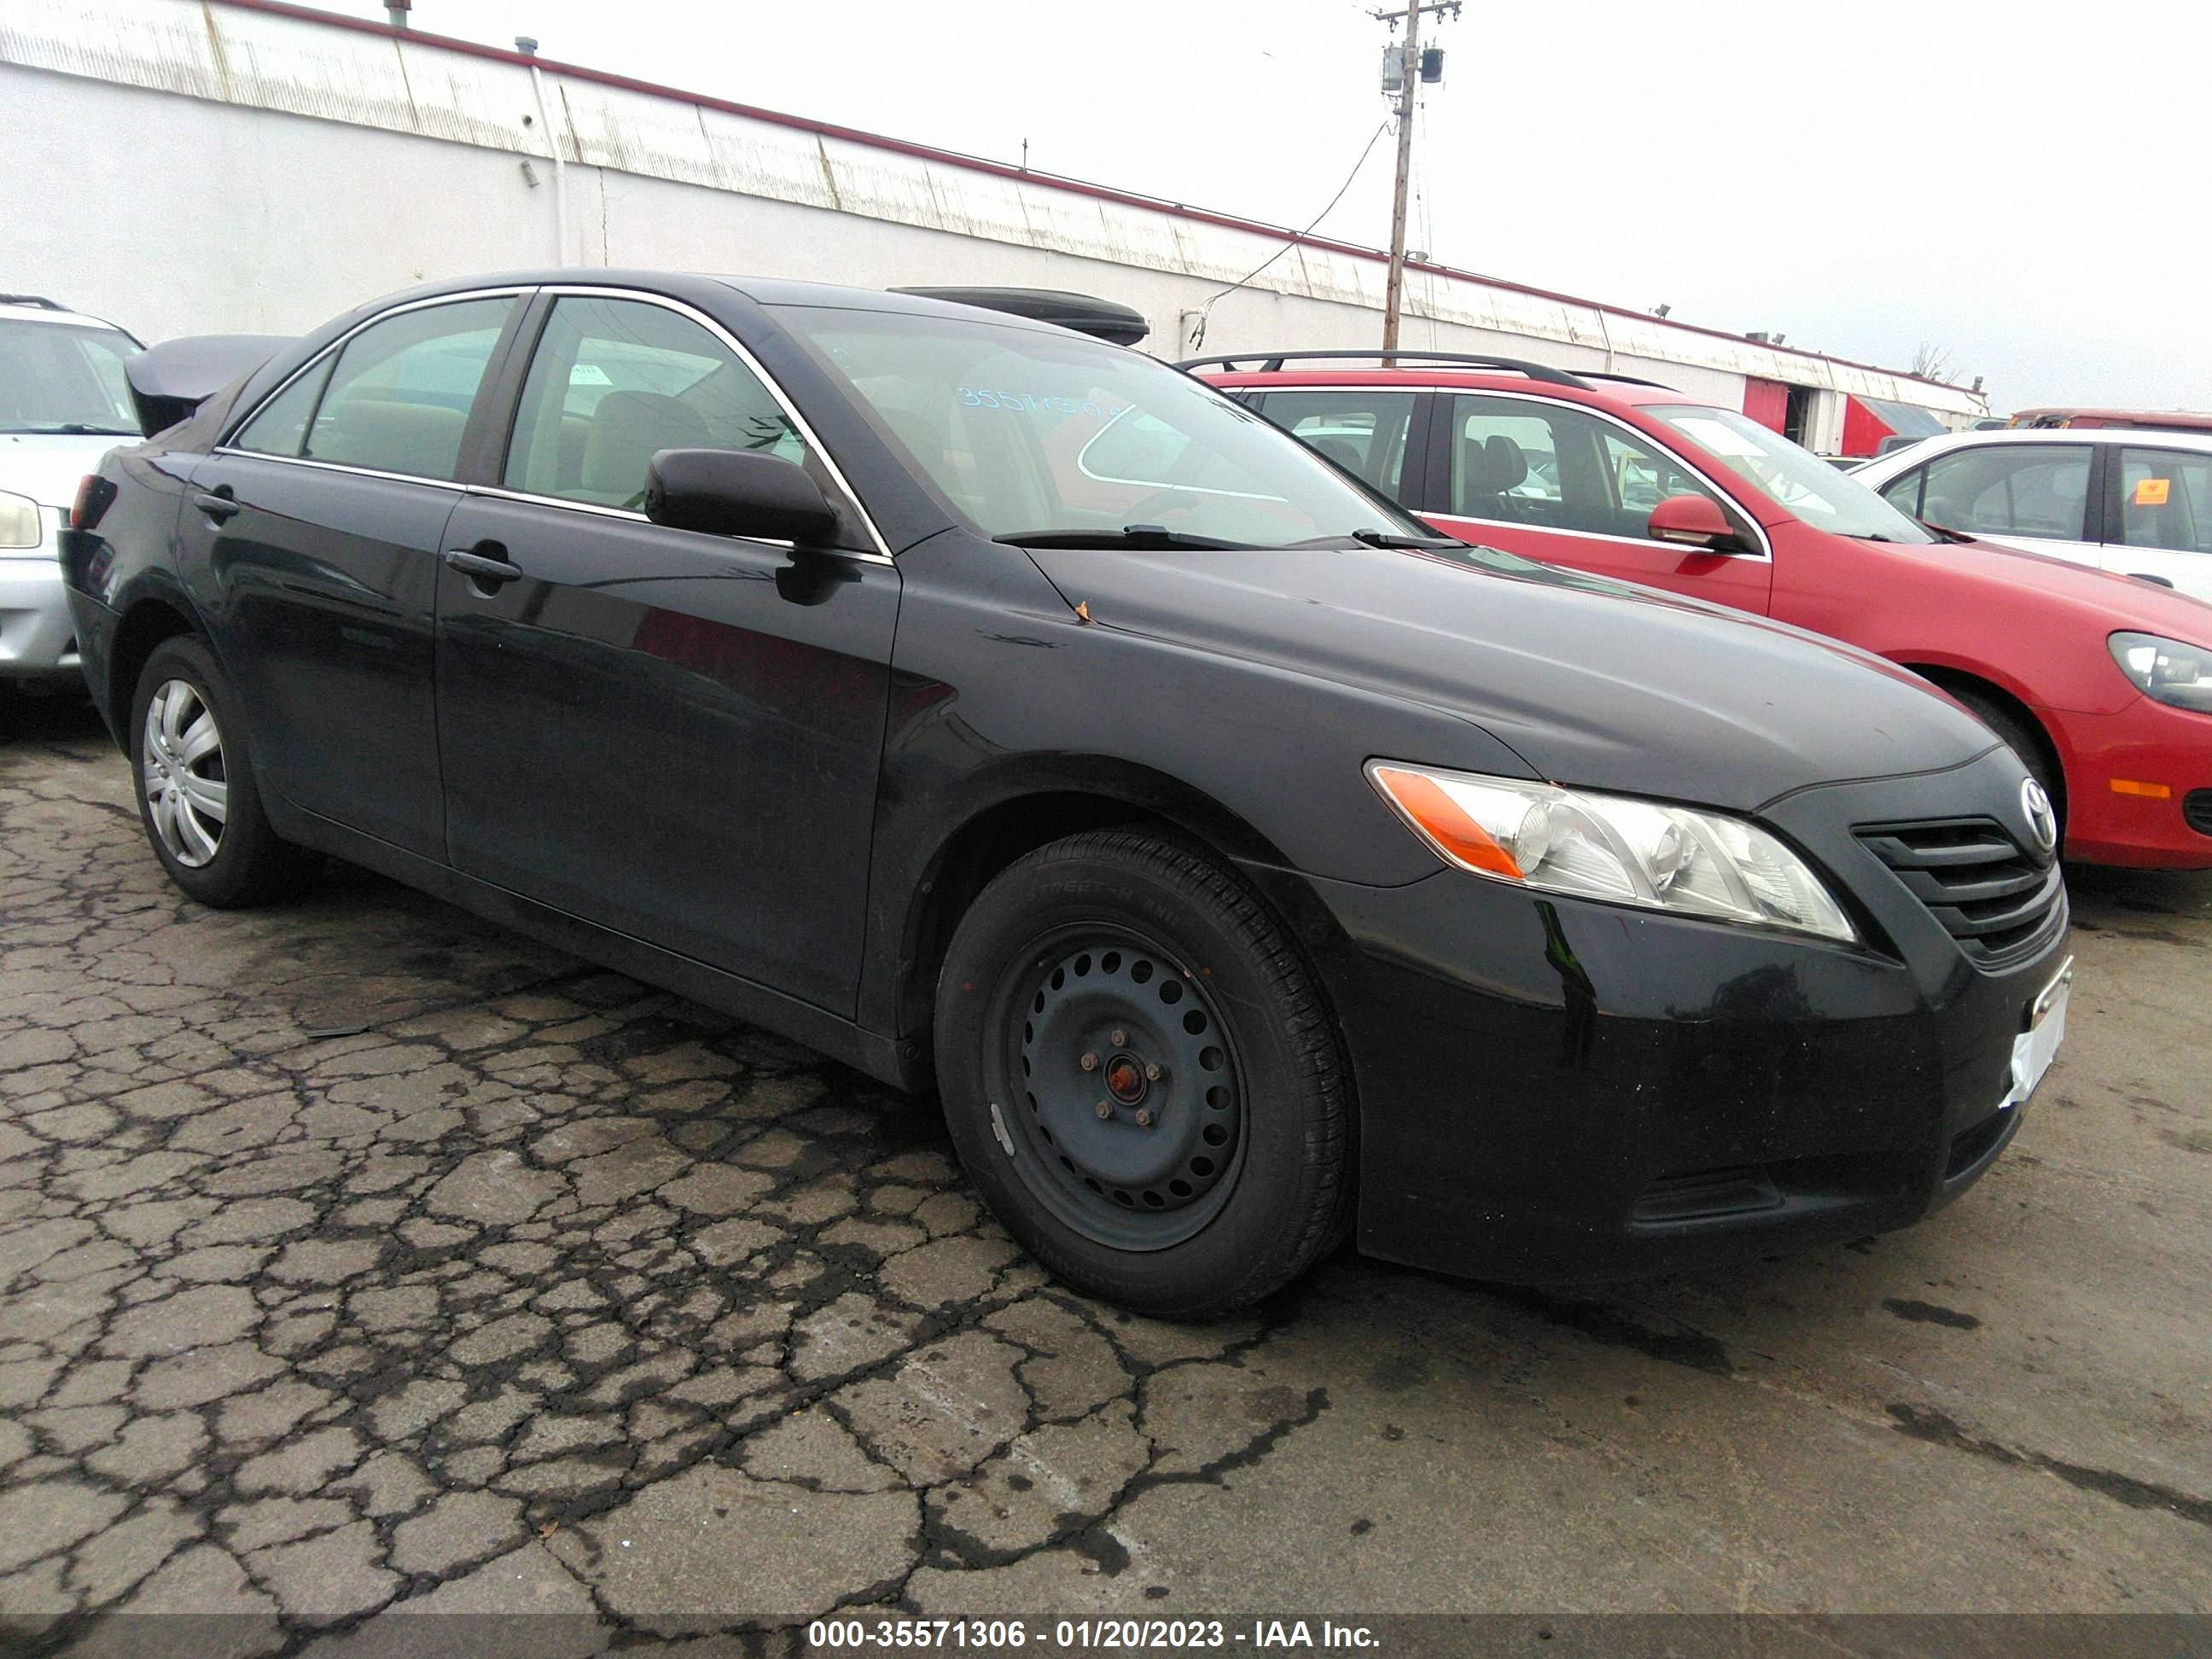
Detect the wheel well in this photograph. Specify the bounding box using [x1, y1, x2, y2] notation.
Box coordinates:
[896, 789, 1284, 1045]
[107, 600, 199, 754]
[1904, 664, 2067, 817]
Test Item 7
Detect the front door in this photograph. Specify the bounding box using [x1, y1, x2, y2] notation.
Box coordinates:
[182, 293, 523, 857]
[1418, 393, 1774, 613]
[434, 292, 899, 1014]
[1872, 441, 2098, 569]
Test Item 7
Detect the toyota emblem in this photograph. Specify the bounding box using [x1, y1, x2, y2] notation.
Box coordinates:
[2021, 778, 2058, 855]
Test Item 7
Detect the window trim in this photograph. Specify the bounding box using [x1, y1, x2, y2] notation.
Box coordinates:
[1423, 389, 1774, 561]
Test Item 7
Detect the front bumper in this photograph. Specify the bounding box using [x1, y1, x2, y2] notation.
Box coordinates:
[2042, 693, 2212, 868]
[0, 544, 79, 678]
[1246, 746, 2069, 1284]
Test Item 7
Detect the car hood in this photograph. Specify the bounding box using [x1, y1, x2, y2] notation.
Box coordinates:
[0, 434, 130, 509]
[1903, 533, 2212, 643]
[1026, 541, 1999, 813]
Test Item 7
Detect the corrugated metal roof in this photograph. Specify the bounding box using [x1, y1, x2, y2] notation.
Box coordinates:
[0, 0, 1988, 416]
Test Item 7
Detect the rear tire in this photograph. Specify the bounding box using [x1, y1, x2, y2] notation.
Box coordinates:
[131, 636, 312, 907]
[934, 830, 1352, 1318]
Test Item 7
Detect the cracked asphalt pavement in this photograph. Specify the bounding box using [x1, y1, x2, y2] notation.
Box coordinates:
[2, 696, 2208, 1643]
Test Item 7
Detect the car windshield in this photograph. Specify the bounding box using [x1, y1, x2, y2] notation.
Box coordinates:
[1654, 405, 1936, 543]
[773, 305, 1434, 546]
[0, 319, 141, 435]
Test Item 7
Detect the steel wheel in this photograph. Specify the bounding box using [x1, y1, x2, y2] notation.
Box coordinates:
[141, 678, 229, 869]
[998, 928, 1246, 1251]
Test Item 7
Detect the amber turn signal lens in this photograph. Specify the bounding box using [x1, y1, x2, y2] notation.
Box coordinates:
[1370, 765, 1525, 878]
[2110, 778, 2172, 799]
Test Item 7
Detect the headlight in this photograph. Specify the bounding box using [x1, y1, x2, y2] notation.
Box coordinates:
[1368, 761, 1857, 943]
[2109, 632, 2212, 713]
[0, 491, 42, 550]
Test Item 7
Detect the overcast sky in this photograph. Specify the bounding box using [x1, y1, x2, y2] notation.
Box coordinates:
[327, 0, 2208, 413]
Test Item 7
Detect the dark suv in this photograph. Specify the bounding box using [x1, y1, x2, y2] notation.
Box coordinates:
[65, 275, 2068, 1315]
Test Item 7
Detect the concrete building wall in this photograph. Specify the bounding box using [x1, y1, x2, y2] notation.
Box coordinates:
[2, 0, 1985, 433]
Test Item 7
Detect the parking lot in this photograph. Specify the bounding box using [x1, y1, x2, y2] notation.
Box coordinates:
[2, 694, 2208, 1640]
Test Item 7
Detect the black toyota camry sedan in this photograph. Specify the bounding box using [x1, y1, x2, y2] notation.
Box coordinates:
[61, 272, 2070, 1316]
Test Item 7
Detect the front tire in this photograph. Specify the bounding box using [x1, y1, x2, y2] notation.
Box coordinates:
[1950, 686, 2066, 842]
[934, 830, 1352, 1318]
[131, 636, 311, 907]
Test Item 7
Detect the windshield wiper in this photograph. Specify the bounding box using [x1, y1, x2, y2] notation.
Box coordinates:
[4, 423, 139, 437]
[993, 524, 1243, 551]
[1913, 518, 1976, 544]
[1347, 527, 1466, 549]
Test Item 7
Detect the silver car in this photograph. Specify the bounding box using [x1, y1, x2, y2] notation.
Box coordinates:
[1, 296, 143, 684]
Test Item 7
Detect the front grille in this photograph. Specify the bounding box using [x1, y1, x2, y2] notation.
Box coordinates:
[2186, 789, 2212, 838]
[1856, 817, 2064, 965]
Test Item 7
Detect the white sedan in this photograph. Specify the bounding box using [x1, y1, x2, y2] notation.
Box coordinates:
[1, 297, 144, 685]
[1853, 427, 2212, 603]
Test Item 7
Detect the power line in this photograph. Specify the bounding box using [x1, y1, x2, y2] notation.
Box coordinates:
[1189, 118, 1391, 350]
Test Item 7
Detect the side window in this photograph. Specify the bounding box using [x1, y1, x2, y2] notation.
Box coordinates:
[505, 295, 808, 510]
[1597, 429, 1715, 516]
[2115, 448, 2212, 556]
[1448, 399, 1564, 521]
[1878, 466, 1926, 518]
[302, 297, 516, 481]
[234, 358, 335, 458]
[1449, 396, 1729, 541]
[1254, 390, 1417, 496]
[1919, 445, 2091, 539]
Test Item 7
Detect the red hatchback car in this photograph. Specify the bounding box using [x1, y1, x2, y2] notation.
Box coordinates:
[1192, 352, 2212, 868]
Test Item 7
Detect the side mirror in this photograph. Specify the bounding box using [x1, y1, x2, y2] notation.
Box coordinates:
[1646, 492, 1753, 554]
[644, 448, 840, 546]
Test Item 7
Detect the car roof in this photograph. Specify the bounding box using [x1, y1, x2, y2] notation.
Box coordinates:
[1194, 364, 1708, 410]
[0, 299, 131, 332]
[2010, 407, 2212, 434]
[341, 270, 1094, 341]
[1866, 427, 2212, 460]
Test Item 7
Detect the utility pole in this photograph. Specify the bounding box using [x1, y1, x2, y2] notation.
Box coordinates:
[1374, 1, 1457, 350]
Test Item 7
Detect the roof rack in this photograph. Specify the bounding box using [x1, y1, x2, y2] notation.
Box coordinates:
[0, 294, 65, 311]
[1173, 349, 1592, 387]
[892, 286, 1150, 346]
[1575, 370, 1677, 391]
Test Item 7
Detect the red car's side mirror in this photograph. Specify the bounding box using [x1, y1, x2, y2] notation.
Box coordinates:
[1647, 493, 1754, 555]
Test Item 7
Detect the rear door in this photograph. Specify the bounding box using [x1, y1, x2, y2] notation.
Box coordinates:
[1418, 392, 1773, 612]
[183, 292, 525, 858]
[1246, 387, 1428, 504]
[433, 289, 899, 1014]
[2098, 445, 2212, 601]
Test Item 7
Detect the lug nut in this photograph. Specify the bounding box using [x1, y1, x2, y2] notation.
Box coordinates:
[1144, 1063, 1161, 1081]
[1095, 1101, 1113, 1119]
[1110, 1029, 1127, 1047]
[1134, 1109, 1154, 1127]
[1079, 1052, 1098, 1071]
